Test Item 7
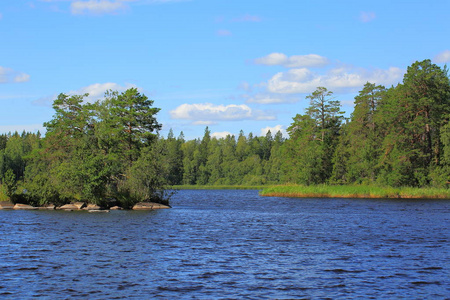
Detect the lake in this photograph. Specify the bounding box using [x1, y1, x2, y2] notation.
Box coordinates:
[0, 189, 448, 299]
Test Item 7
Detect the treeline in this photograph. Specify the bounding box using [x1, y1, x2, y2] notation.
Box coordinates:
[157, 128, 285, 186]
[156, 59, 450, 188]
[1, 59, 449, 206]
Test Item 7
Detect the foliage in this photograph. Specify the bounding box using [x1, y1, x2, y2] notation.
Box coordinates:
[3, 169, 17, 197]
[0, 184, 8, 201]
[19, 88, 166, 207]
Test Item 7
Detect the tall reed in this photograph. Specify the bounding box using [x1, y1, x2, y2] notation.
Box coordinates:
[260, 184, 450, 199]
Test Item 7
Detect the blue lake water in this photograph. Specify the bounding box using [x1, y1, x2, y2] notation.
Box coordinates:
[0, 189, 449, 299]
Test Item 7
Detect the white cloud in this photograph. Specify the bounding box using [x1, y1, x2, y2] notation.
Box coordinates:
[170, 103, 275, 124]
[0, 66, 31, 83]
[14, 73, 31, 83]
[359, 11, 376, 23]
[211, 131, 232, 139]
[254, 53, 329, 68]
[33, 82, 138, 106]
[260, 125, 286, 137]
[71, 82, 137, 101]
[286, 55, 330, 68]
[217, 29, 232, 36]
[434, 50, 450, 63]
[171, 103, 251, 120]
[267, 66, 403, 94]
[42, 0, 187, 15]
[71, 0, 129, 15]
[255, 53, 287, 66]
[0, 124, 45, 134]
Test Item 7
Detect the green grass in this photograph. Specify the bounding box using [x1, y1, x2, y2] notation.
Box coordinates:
[260, 184, 450, 199]
[172, 185, 265, 190]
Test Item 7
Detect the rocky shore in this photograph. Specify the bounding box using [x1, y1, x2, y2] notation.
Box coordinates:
[0, 201, 171, 211]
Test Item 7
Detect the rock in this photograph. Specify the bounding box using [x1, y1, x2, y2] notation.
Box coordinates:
[58, 203, 80, 210]
[13, 203, 38, 210]
[57, 202, 86, 210]
[73, 202, 86, 209]
[85, 204, 101, 210]
[0, 201, 15, 209]
[110, 206, 123, 210]
[132, 202, 171, 210]
[88, 210, 110, 213]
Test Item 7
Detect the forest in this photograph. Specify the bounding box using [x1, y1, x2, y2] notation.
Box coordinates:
[1, 59, 449, 206]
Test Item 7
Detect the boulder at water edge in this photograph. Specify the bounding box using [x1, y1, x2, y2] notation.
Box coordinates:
[85, 204, 101, 210]
[132, 202, 171, 210]
[0, 201, 14, 209]
[73, 202, 86, 209]
[58, 203, 81, 211]
[13, 203, 38, 210]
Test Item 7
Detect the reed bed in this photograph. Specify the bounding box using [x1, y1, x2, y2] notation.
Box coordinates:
[260, 184, 450, 199]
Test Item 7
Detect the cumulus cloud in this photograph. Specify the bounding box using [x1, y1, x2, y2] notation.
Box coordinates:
[0, 66, 31, 83]
[72, 82, 138, 101]
[170, 103, 275, 125]
[266, 66, 403, 94]
[40, 0, 187, 15]
[71, 0, 129, 15]
[434, 50, 450, 63]
[211, 131, 232, 139]
[254, 53, 329, 68]
[359, 11, 376, 23]
[14, 73, 31, 83]
[33, 82, 138, 106]
[260, 125, 286, 137]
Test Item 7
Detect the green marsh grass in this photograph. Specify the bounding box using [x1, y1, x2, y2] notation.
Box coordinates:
[260, 184, 450, 199]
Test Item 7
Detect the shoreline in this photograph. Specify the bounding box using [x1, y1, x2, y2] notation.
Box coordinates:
[259, 185, 450, 200]
[0, 201, 171, 211]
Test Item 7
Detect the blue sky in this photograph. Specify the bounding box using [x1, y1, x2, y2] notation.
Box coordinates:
[1, 0, 449, 139]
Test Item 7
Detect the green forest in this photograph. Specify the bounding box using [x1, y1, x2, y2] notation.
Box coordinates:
[1, 59, 450, 206]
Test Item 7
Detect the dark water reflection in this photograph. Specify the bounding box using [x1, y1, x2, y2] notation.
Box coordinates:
[0, 190, 448, 299]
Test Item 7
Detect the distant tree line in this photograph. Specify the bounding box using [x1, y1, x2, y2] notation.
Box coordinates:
[156, 59, 450, 188]
[1, 59, 449, 205]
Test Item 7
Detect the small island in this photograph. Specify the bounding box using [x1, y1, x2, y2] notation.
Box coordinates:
[0, 88, 171, 210]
